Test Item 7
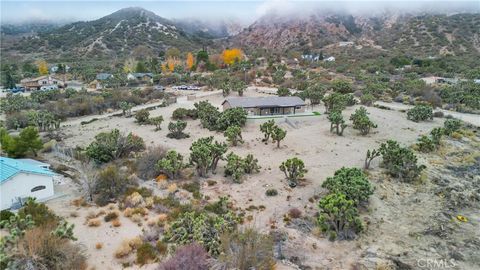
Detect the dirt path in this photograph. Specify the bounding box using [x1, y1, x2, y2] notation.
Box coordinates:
[375, 101, 480, 127]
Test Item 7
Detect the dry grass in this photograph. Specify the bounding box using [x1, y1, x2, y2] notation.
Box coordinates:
[70, 211, 79, 218]
[114, 240, 133, 258]
[95, 243, 103, 250]
[88, 219, 101, 227]
[125, 192, 145, 208]
[123, 207, 134, 217]
[112, 219, 121, 227]
[72, 197, 87, 207]
[167, 183, 178, 193]
[131, 214, 143, 223]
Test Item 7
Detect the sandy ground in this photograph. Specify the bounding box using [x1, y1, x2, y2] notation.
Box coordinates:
[45, 87, 456, 269]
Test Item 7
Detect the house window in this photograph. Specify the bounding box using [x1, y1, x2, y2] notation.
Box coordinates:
[53, 81, 57, 84]
[31, 185, 46, 192]
[42, 81, 47, 85]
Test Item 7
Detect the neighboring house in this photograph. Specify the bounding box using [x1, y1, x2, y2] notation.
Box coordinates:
[20, 75, 65, 91]
[0, 157, 55, 210]
[324, 56, 335, 62]
[92, 73, 114, 89]
[421, 76, 459, 85]
[127, 73, 153, 83]
[301, 54, 320, 61]
[222, 96, 306, 116]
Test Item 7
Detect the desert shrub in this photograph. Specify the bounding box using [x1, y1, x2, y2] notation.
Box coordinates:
[364, 149, 381, 170]
[135, 109, 150, 124]
[167, 121, 189, 139]
[94, 165, 132, 206]
[156, 150, 184, 179]
[276, 86, 291, 96]
[350, 107, 377, 135]
[115, 240, 133, 258]
[407, 105, 433, 122]
[104, 211, 119, 222]
[318, 192, 363, 240]
[265, 189, 278, 196]
[87, 218, 101, 227]
[417, 135, 435, 152]
[224, 153, 245, 183]
[224, 125, 244, 146]
[181, 182, 202, 199]
[0, 210, 15, 227]
[136, 242, 157, 265]
[6, 224, 87, 270]
[158, 243, 210, 270]
[279, 157, 308, 187]
[379, 140, 426, 182]
[95, 242, 103, 249]
[430, 127, 444, 146]
[218, 229, 275, 270]
[18, 198, 59, 227]
[360, 93, 375, 106]
[443, 118, 462, 135]
[136, 146, 169, 179]
[288, 208, 302, 219]
[172, 107, 197, 120]
[86, 129, 145, 163]
[156, 240, 168, 255]
[0, 126, 43, 158]
[216, 107, 247, 131]
[189, 137, 227, 177]
[164, 211, 237, 255]
[331, 79, 353, 94]
[321, 167, 374, 205]
[112, 219, 121, 227]
[328, 111, 347, 136]
[323, 92, 347, 113]
[195, 101, 221, 130]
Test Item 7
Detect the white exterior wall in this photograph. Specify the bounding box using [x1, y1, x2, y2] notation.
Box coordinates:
[1, 173, 54, 210]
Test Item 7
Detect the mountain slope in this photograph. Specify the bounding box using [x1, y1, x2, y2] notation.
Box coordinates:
[229, 12, 480, 56]
[7, 7, 209, 58]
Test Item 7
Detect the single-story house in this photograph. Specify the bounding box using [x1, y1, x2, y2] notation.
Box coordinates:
[127, 73, 153, 82]
[1, 157, 55, 210]
[222, 96, 306, 116]
[96, 73, 114, 81]
[20, 75, 65, 91]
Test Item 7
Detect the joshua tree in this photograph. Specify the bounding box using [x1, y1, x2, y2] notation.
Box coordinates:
[119, 101, 134, 116]
[350, 107, 377, 135]
[328, 111, 347, 136]
[224, 125, 244, 146]
[167, 121, 189, 139]
[260, 120, 275, 143]
[135, 109, 150, 124]
[271, 126, 287, 148]
[279, 157, 307, 187]
[156, 150, 184, 179]
[150, 116, 164, 131]
[364, 149, 380, 170]
[189, 137, 227, 177]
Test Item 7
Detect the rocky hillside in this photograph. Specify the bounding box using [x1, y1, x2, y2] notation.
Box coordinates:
[229, 12, 480, 56]
[3, 7, 210, 58]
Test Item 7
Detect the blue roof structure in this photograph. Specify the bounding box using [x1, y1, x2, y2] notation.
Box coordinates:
[0, 157, 55, 183]
[96, 73, 113, 80]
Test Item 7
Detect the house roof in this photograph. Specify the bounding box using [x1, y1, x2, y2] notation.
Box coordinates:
[18, 158, 50, 168]
[0, 157, 55, 183]
[222, 96, 306, 108]
[131, 73, 153, 78]
[96, 73, 113, 80]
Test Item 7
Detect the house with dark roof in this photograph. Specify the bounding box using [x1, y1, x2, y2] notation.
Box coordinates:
[222, 96, 306, 116]
[0, 157, 55, 210]
[127, 73, 154, 82]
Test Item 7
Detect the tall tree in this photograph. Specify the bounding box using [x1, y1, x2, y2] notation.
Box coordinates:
[186, 52, 195, 71]
[37, 60, 49, 75]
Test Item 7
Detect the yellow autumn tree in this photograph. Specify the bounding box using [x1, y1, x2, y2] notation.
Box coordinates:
[167, 57, 175, 72]
[222, 48, 243, 65]
[37, 60, 49, 75]
[186, 52, 194, 70]
[161, 63, 167, 73]
[123, 58, 136, 73]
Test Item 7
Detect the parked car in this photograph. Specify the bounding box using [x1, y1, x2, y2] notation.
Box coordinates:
[9, 87, 25, 93]
[40, 85, 58, 91]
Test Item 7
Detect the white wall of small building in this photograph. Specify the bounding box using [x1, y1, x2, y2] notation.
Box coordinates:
[1, 173, 54, 210]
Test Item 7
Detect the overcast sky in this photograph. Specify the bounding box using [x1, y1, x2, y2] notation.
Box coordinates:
[1, 0, 479, 24]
